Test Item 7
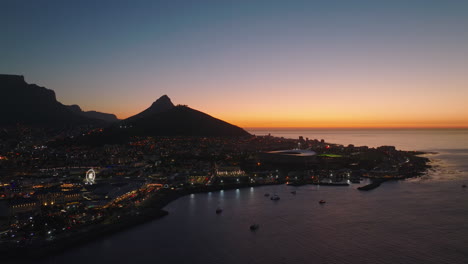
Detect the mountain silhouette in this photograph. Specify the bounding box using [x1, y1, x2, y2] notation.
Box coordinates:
[0, 75, 249, 137]
[0, 74, 104, 127]
[125, 94, 174, 122]
[66, 104, 119, 123]
[110, 95, 249, 137]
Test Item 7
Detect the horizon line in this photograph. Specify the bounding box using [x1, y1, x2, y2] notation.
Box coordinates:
[244, 126, 468, 130]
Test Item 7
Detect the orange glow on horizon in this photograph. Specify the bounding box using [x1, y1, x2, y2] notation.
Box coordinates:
[74, 62, 468, 131]
[108, 78, 468, 130]
[241, 125, 468, 129]
[115, 110, 467, 129]
[235, 121, 468, 129]
[218, 111, 468, 129]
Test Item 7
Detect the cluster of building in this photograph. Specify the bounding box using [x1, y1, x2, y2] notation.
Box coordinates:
[0, 126, 429, 246]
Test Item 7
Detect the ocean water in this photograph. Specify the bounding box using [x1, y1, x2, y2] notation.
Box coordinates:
[248, 128, 468, 151]
[248, 128, 468, 182]
[42, 129, 468, 264]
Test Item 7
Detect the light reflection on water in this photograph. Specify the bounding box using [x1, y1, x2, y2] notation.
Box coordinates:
[42, 130, 468, 264]
[44, 181, 468, 264]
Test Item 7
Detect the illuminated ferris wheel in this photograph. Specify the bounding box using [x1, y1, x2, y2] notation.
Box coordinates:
[85, 168, 96, 185]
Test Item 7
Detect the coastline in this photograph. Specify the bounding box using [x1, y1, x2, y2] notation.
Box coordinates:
[3, 167, 433, 263]
[3, 183, 281, 263]
[1, 148, 432, 262]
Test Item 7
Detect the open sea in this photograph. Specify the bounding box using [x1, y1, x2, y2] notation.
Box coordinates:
[43, 129, 468, 264]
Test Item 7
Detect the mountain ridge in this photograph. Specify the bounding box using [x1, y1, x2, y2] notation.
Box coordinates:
[0, 74, 111, 127]
[0, 74, 250, 138]
[66, 104, 119, 123]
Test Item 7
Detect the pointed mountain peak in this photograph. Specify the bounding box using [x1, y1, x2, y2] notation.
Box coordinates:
[150, 95, 174, 109]
[125, 95, 175, 121]
[159, 94, 170, 100]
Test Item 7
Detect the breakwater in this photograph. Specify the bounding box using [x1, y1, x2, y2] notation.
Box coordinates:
[357, 179, 387, 191]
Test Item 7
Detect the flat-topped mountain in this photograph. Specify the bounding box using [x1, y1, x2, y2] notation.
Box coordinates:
[112, 95, 249, 137]
[0, 74, 114, 127]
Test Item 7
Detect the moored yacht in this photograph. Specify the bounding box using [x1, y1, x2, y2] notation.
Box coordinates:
[270, 194, 280, 200]
[250, 224, 259, 230]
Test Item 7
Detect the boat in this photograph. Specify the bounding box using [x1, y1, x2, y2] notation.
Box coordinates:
[264, 193, 270, 197]
[319, 200, 326, 204]
[291, 191, 296, 194]
[250, 224, 259, 230]
[270, 194, 280, 200]
[462, 184, 467, 188]
[216, 208, 223, 214]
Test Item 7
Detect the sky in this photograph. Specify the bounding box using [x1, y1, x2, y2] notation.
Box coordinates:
[1, 0, 468, 128]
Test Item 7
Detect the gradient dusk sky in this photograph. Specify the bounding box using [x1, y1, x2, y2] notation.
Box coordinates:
[2, 0, 468, 128]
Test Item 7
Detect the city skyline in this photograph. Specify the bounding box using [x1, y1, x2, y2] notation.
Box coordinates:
[2, 0, 468, 128]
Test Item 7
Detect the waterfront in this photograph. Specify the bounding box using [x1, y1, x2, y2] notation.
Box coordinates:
[41, 129, 468, 264]
[41, 181, 468, 264]
[248, 128, 468, 151]
[249, 128, 468, 182]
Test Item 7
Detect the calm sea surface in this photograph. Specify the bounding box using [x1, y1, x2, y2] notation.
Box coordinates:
[43, 129, 468, 264]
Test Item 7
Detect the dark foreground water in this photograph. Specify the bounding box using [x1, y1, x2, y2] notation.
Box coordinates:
[43, 129, 468, 264]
